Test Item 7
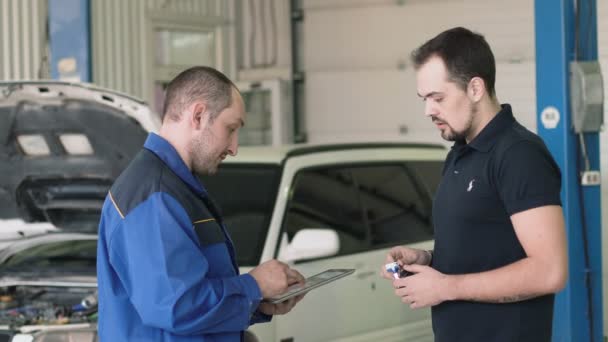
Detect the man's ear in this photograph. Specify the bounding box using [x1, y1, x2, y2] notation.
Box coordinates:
[190, 102, 208, 130]
[467, 77, 485, 102]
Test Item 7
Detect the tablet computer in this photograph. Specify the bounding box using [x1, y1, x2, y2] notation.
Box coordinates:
[263, 268, 355, 304]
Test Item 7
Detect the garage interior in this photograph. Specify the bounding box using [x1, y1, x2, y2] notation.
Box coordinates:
[0, 0, 606, 341]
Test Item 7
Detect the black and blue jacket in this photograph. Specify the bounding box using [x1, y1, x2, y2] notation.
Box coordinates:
[97, 133, 269, 341]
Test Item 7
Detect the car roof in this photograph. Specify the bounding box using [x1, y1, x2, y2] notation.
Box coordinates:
[225, 142, 446, 165]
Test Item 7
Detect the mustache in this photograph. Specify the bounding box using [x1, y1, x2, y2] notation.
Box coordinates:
[431, 117, 447, 125]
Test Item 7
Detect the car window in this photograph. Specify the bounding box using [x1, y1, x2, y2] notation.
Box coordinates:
[282, 161, 444, 260]
[352, 164, 435, 247]
[282, 167, 368, 257]
[199, 164, 280, 266]
[407, 161, 444, 197]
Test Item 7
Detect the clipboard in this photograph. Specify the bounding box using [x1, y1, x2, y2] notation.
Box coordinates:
[263, 268, 355, 304]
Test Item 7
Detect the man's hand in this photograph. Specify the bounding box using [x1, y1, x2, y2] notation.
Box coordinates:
[249, 260, 305, 298]
[393, 264, 451, 309]
[257, 293, 306, 316]
[380, 246, 430, 280]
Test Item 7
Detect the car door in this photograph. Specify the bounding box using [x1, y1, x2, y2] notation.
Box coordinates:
[272, 162, 440, 342]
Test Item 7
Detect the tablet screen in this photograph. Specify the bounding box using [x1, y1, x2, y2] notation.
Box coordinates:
[263, 269, 355, 304]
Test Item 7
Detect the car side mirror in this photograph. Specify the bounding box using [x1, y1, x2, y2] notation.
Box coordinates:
[280, 229, 340, 263]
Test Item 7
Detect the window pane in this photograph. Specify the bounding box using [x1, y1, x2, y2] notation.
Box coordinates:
[352, 165, 434, 247]
[156, 30, 215, 67]
[199, 165, 280, 266]
[239, 88, 272, 146]
[282, 168, 368, 258]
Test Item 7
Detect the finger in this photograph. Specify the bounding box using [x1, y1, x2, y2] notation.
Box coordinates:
[401, 295, 414, 304]
[395, 287, 410, 298]
[380, 267, 393, 280]
[410, 301, 427, 309]
[278, 298, 296, 314]
[402, 263, 428, 273]
[294, 293, 306, 303]
[258, 302, 274, 315]
[286, 297, 297, 308]
[286, 268, 305, 284]
[392, 278, 408, 289]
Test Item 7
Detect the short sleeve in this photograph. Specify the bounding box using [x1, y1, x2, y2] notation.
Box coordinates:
[495, 140, 562, 215]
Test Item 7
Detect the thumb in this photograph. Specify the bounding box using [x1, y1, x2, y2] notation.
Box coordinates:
[402, 263, 429, 274]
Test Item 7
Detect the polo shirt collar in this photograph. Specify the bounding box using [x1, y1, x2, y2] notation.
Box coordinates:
[143, 132, 209, 197]
[464, 103, 515, 153]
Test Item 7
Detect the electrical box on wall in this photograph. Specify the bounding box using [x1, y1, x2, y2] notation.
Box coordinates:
[570, 61, 604, 133]
[236, 79, 293, 146]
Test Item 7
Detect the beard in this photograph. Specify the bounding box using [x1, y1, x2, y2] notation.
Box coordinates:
[436, 102, 477, 142]
[189, 128, 222, 175]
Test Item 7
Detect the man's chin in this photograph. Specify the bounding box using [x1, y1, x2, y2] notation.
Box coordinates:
[194, 165, 218, 176]
[440, 130, 455, 142]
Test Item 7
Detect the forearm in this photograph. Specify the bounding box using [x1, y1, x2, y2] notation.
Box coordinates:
[445, 256, 566, 303]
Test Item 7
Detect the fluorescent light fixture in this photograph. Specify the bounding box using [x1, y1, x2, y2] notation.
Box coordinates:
[17, 134, 51, 156]
[59, 134, 94, 155]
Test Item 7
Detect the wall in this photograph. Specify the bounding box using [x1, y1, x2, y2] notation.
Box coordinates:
[299, 0, 535, 145]
[237, 0, 292, 81]
[90, 0, 235, 104]
[0, 0, 48, 80]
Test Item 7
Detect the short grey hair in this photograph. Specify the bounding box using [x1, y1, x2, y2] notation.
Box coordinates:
[162, 66, 238, 122]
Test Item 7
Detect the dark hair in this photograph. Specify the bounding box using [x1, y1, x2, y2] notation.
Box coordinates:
[162, 66, 237, 122]
[411, 27, 496, 97]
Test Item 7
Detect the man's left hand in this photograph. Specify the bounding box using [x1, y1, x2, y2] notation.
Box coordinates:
[258, 293, 305, 315]
[393, 264, 451, 309]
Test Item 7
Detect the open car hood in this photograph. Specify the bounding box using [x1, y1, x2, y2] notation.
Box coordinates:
[0, 81, 160, 232]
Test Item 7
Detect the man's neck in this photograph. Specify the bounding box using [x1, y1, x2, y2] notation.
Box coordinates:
[465, 98, 502, 143]
[159, 124, 192, 171]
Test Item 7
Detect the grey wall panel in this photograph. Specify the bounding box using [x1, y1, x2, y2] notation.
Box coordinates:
[91, 0, 231, 103]
[596, 1, 608, 338]
[0, 0, 47, 81]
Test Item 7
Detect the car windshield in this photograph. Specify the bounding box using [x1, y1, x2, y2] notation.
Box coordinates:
[1, 239, 97, 271]
[199, 164, 281, 266]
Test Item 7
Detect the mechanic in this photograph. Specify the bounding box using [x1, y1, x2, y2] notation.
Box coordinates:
[97, 66, 305, 341]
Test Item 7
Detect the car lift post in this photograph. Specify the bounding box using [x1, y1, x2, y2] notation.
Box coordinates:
[535, 0, 603, 340]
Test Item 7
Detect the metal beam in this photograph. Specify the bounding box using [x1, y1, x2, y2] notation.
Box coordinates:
[535, 0, 603, 341]
[48, 0, 91, 82]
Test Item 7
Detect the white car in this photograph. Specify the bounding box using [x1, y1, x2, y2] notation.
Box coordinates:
[206, 144, 445, 342]
[0, 82, 446, 342]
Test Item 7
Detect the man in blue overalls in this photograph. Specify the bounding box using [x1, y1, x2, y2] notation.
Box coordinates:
[97, 66, 305, 341]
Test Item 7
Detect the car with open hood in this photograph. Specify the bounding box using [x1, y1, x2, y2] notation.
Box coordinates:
[0, 81, 446, 342]
[0, 81, 158, 341]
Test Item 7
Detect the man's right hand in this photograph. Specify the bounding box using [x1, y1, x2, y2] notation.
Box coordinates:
[249, 260, 305, 298]
[380, 246, 430, 280]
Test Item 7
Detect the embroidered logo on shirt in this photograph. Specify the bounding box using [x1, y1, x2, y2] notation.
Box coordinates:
[467, 179, 475, 192]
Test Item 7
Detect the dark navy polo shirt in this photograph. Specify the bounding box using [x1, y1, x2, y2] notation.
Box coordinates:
[431, 104, 562, 342]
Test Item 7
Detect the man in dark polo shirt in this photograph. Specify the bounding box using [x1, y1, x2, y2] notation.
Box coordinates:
[381, 27, 567, 342]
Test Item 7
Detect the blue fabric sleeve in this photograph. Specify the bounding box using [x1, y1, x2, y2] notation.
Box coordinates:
[107, 192, 263, 335]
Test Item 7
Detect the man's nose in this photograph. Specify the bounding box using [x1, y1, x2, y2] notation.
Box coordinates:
[227, 136, 238, 156]
[424, 101, 437, 117]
